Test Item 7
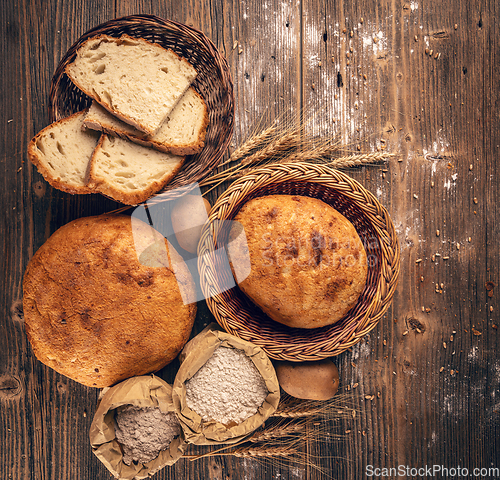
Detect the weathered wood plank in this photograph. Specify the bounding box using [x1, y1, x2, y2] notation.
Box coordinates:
[2, 1, 118, 479]
[300, 0, 499, 477]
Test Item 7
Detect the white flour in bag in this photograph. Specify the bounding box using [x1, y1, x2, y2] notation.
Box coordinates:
[114, 405, 181, 465]
[185, 346, 269, 425]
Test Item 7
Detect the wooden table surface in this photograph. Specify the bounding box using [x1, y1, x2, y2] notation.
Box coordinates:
[1, 0, 499, 478]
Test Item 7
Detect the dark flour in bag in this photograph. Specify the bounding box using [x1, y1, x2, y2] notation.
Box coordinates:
[114, 405, 181, 465]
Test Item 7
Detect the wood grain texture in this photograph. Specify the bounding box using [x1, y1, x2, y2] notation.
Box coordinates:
[1, 0, 498, 478]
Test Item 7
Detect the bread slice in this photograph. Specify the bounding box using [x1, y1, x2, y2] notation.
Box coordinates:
[27, 110, 100, 194]
[87, 134, 185, 205]
[83, 87, 209, 155]
[65, 34, 197, 136]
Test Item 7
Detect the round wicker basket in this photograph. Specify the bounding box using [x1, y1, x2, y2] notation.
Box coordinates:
[49, 14, 234, 200]
[198, 162, 400, 361]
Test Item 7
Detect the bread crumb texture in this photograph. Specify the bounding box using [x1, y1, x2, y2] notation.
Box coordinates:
[27, 110, 99, 194]
[88, 134, 184, 204]
[114, 405, 181, 465]
[84, 86, 208, 155]
[66, 35, 197, 135]
[185, 346, 268, 425]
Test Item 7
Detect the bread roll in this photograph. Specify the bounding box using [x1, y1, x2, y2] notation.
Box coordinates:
[23, 215, 196, 387]
[228, 195, 367, 329]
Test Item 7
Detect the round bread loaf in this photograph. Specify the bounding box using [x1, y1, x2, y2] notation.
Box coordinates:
[23, 215, 196, 387]
[228, 195, 367, 329]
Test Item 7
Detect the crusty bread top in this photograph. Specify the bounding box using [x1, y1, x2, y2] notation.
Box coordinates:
[65, 34, 197, 135]
[22, 215, 197, 388]
[83, 87, 208, 155]
[87, 134, 185, 205]
[27, 110, 100, 194]
[228, 195, 368, 329]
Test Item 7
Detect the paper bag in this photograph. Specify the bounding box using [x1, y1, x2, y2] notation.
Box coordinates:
[89, 375, 185, 479]
[172, 324, 280, 445]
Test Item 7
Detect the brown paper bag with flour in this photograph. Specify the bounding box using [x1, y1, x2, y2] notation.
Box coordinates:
[172, 323, 280, 445]
[89, 375, 185, 479]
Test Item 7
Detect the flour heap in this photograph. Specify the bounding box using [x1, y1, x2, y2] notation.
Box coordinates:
[114, 405, 181, 465]
[185, 346, 269, 425]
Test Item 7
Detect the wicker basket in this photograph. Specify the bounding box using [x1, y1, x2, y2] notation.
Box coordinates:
[198, 162, 400, 361]
[49, 14, 234, 200]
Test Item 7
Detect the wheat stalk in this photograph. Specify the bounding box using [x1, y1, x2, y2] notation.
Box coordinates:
[276, 140, 340, 164]
[198, 132, 301, 193]
[199, 120, 303, 188]
[274, 393, 357, 419]
[223, 125, 278, 166]
[200, 139, 336, 188]
[106, 205, 134, 215]
[231, 444, 299, 458]
[247, 419, 307, 443]
[214, 106, 302, 171]
[200, 141, 394, 189]
[274, 405, 325, 418]
[202, 152, 352, 186]
[199, 130, 298, 186]
[240, 130, 301, 165]
[198, 103, 398, 190]
[199, 161, 249, 186]
[183, 419, 307, 461]
[183, 442, 300, 461]
[182, 396, 354, 475]
[210, 440, 330, 475]
[328, 152, 396, 168]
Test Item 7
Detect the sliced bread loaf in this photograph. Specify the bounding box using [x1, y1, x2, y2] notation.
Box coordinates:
[87, 134, 185, 205]
[65, 34, 197, 136]
[27, 111, 100, 194]
[83, 87, 209, 155]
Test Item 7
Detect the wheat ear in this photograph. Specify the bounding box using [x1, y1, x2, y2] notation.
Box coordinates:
[199, 130, 302, 189]
[183, 443, 300, 461]
[239, 130, 302, 166]
[274, 393, 358, 419]
[223, 125, 278, 165]
[200, 130, 296, 185]
[328, 152, 396, 168]
[231, 445, 299, 458]
[246, 419, 307, 443]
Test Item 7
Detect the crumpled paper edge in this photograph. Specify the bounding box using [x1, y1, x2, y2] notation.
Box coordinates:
[172, 323, 280, 446]
[89, 375, 186, 480]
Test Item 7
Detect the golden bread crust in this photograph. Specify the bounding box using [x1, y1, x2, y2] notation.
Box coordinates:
[229, 195, 367, 329]
[23, 214, 196, 387]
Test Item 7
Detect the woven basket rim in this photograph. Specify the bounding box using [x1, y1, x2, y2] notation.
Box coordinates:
[198, 162, 400, 361]
[49, 14, 234, 202]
